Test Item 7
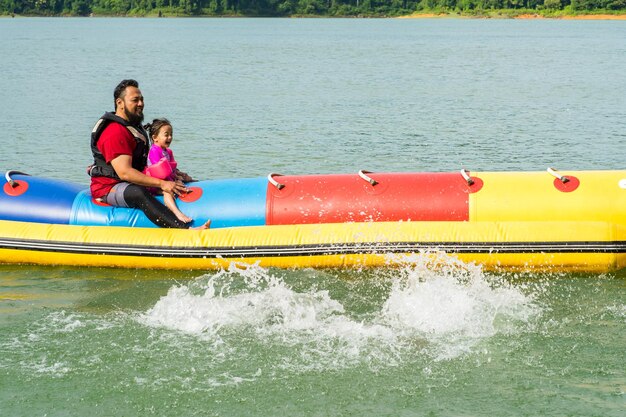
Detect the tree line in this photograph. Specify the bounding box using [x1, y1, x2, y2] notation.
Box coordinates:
[2, 0, 625, 17]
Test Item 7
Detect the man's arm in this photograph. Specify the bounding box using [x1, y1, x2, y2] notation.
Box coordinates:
[110, 155, 187, 195]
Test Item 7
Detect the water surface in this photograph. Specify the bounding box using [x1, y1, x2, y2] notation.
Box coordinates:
[0, 18, 625, 416]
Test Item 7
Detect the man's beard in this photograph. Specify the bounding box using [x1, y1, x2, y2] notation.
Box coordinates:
[125, 108, 144, 126]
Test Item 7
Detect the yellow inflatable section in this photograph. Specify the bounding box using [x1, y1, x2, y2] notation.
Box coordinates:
[471, 170, 626, 225]
[1, 218, 625, 272]
[1, 169, 626, 272]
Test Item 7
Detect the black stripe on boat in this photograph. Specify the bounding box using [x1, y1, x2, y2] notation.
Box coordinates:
[1, 238, 626, 258]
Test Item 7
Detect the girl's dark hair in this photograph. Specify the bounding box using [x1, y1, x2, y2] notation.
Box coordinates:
[144, 118, 172, 139]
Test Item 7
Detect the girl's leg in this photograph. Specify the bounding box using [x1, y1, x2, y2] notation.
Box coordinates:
[163, 192, 193, 224]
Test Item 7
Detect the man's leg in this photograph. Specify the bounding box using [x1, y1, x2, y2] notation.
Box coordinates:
[104, 182, 188, 229]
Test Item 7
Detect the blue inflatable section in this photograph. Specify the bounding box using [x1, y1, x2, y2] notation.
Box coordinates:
[0, 175, 83, 224]
[70, 177, 268, 229]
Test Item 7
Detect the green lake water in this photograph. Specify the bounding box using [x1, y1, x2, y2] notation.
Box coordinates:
[0, 17, 625, 416]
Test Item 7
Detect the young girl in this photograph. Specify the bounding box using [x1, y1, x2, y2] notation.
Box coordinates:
[144, 118, 198, 225]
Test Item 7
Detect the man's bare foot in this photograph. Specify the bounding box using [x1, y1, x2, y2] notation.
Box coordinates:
[176, 213, 193, 223]
[190, 219, 211, 230]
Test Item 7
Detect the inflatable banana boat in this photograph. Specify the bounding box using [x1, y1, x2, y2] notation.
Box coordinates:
[2, 169, 626, 272]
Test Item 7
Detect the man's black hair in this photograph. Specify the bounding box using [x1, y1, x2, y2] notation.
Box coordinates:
[113, 79, 139, 110]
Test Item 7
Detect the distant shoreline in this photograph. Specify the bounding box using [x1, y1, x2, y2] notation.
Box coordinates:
[398, 12, 626, 20]
[522, 14, 626, 19]
[3, 12, 626, 19]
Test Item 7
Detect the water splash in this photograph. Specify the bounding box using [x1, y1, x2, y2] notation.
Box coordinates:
[139, 253, 542, 369]
[141, 262, 349, 338]
[380, 252, 541, 360]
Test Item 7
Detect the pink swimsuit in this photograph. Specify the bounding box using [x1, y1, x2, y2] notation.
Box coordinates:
[144, 145, 178, 181]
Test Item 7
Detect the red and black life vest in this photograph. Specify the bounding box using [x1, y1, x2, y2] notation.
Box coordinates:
[88, 112, 149, 179]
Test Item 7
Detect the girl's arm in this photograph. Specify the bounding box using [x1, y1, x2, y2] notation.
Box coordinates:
[168, 149, 194, 182]
[176, 170, 194, 182]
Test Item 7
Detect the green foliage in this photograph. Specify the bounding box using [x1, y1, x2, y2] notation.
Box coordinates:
[543, 0, 561, 8]
[1, 0, 624, 15]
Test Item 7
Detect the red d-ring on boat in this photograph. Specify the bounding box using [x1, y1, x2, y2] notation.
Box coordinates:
[467, 176, 484, 193]
[554, 176, 579, 192]
[3, 180, 29, 196]
[179, 187, 202, 203]
[460, 169, 483, 193]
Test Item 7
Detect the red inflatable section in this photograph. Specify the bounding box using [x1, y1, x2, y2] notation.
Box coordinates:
[266, 172, 470, 225]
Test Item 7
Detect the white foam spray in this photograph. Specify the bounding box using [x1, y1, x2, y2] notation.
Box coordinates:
[379, 252, 541, 360]
[139, 253, 542, 370]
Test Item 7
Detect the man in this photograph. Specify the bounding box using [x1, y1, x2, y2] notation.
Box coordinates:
[89, 79, 198, 228]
